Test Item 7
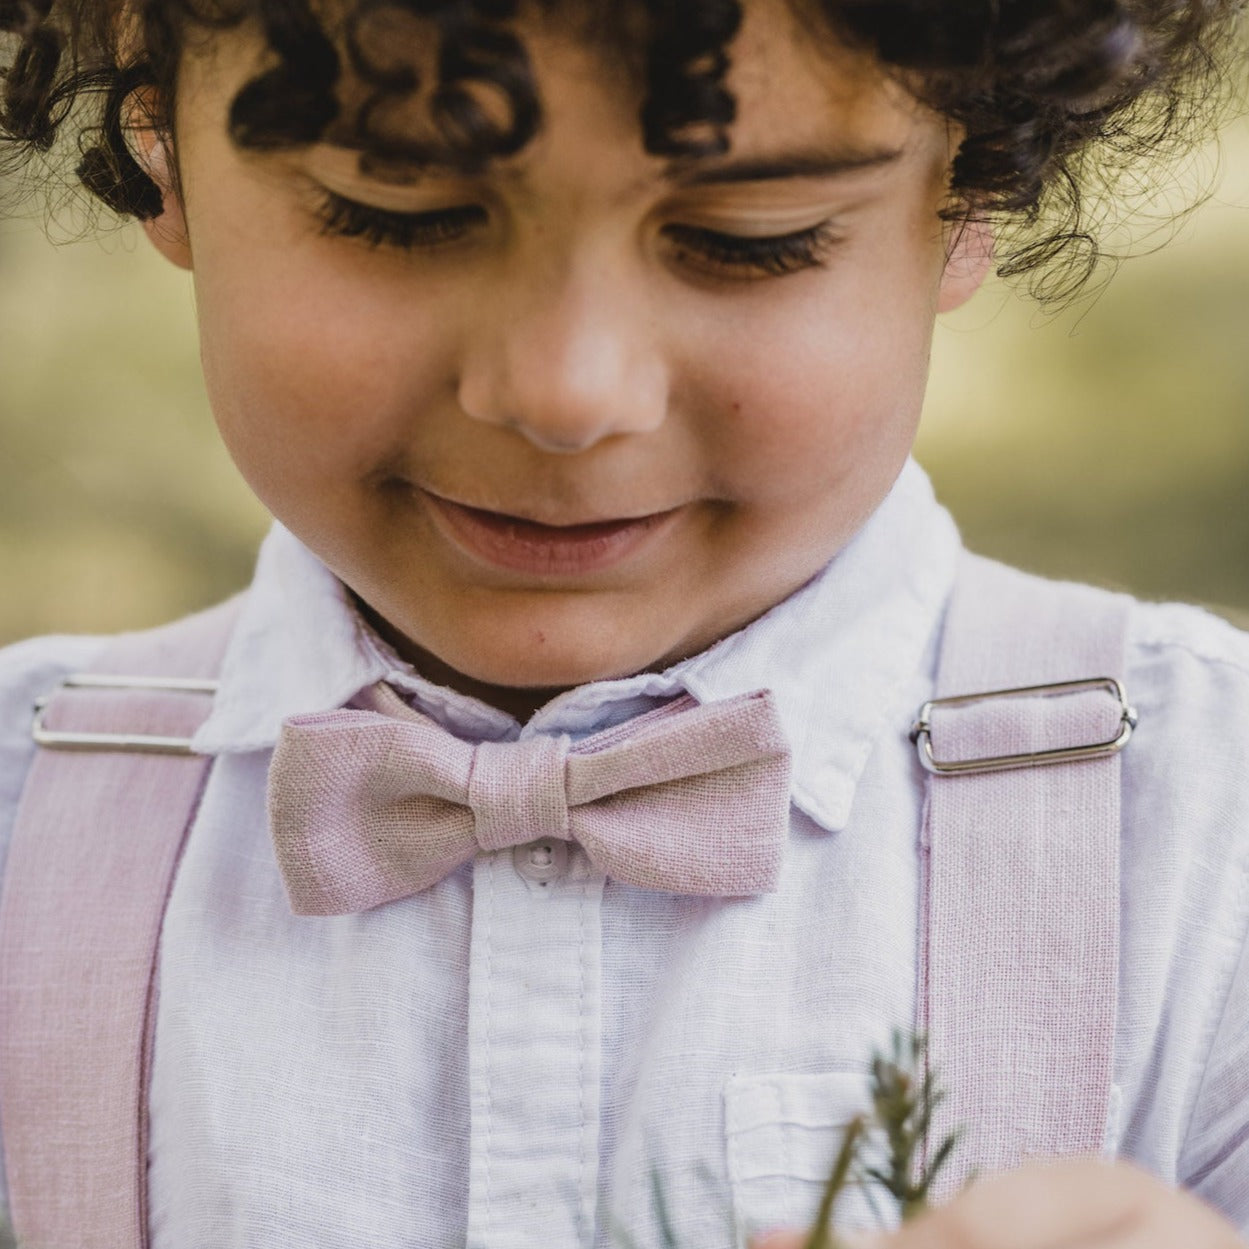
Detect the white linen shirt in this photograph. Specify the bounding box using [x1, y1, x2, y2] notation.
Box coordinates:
[3, 460, 1249, 1248]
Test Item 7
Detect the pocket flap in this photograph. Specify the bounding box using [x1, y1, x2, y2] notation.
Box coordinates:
[725, 1071, 899, 1242]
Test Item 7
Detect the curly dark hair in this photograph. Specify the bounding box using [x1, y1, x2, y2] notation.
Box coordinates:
[1, 0, 1244, 300]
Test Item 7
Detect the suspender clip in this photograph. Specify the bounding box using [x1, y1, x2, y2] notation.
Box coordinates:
[911, 676, 1137, 775]
[32, 675, 220, 755]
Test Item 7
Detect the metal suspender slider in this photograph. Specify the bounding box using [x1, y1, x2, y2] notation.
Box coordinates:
[910, 676, 1138, 776]
[32, 675, 220, 755]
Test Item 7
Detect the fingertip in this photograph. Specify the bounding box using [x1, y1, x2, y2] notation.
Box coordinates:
[748, 1231, 804, 1249]
[749, 1232, 886, 1249]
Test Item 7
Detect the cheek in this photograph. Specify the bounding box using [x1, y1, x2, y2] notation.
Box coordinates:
[194, 252, 453, 504]
[685, 267, 935, 509]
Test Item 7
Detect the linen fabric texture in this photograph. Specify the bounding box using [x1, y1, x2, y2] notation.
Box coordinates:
[0, 601, 236, 1249]
[2, 461, 1249, 1247]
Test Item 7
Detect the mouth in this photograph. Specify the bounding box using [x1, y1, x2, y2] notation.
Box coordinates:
[419, 490, 684, 576]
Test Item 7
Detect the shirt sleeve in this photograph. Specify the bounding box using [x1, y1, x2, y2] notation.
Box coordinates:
[0, 632, 107, 1231]
[1179, 874, 1249, 1234]
[1123, 603, 1249, 1234]
[1137, 607, 1249, 1235]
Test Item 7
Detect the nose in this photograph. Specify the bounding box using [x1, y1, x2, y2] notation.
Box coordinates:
[457, 257, 669, 453]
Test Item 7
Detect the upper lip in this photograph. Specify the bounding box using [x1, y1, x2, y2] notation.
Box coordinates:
[421, 487, 680, 529]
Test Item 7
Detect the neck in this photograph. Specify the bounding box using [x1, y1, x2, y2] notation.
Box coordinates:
[356, 598, 575, 723]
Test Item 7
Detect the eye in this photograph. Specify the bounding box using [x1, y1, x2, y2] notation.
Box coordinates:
[663, 221, 841, 278]
[314, 191, 487, 250]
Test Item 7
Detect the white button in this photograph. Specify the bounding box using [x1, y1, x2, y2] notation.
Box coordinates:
[513, 838, 569, 885]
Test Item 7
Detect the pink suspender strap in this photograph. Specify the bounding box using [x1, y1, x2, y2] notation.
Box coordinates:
[915, 552, 1136, 1203]
[0, 597, 240, 1249]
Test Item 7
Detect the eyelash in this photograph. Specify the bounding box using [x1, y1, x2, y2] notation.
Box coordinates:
[315, 194, 487, 250]
[662, 222, 840, 277]
[314, 192, 840, 278]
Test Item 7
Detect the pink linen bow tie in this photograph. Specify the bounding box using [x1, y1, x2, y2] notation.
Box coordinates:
[267, 683, 792, 915]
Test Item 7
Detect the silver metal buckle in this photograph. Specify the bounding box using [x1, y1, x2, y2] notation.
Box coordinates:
[910, 676, 1138, 776]
[32, 675, 220, 755]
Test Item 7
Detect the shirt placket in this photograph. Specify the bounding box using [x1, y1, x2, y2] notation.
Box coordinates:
[466, 840, 604, 1249]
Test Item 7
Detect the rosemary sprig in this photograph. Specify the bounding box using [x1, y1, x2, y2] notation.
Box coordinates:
[802, 1112, 868, 1249]
[602, 1028, 964, 1249]
[799, 1028, 964, 1249]
[859, 1028, 964, 1219]
[606, 1028, 964, 1249]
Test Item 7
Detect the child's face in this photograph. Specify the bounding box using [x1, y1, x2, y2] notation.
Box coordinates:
[151, 1, 990, 712]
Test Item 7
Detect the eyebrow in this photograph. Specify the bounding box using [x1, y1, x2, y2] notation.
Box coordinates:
[662, 144, 906, 186]
[316, 141, 906, 190]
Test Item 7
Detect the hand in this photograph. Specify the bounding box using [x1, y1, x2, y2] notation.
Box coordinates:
[750, 1157, 1247, 1249]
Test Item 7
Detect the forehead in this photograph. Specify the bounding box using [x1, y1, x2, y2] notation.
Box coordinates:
[721, 3, 923, 156]
[183, 0, 934, 184]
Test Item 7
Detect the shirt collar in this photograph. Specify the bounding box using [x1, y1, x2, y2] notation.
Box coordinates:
[193, 458, 960, 833]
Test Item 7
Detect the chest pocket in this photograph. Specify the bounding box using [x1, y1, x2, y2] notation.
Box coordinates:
[725, 1072, 1127, 1244]
[724, 1071, 901, 1244]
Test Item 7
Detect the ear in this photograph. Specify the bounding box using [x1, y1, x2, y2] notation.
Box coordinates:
[937, 214, 994, 312]
[130, 126, 193, 271]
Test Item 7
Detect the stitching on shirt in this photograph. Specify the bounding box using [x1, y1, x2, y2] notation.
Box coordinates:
[723, 1078, 744, 1244]
[577, 874, 588, 1249]
[776, 1078, 790, 1216]
[484, 858, 496, 1235]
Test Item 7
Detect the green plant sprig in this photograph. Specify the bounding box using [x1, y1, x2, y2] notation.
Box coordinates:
[801, 1028, 965, 1249]
[604, 1027, 967, 1249]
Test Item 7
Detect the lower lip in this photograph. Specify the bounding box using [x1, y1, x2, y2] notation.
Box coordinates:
[423, 492, 681, 576]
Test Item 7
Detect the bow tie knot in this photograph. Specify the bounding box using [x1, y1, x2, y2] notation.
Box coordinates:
[268, 682, 793, 915]
[469, 734, 572, 852]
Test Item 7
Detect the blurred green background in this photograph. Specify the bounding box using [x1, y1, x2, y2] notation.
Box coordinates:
[2, 119, 1248, 646]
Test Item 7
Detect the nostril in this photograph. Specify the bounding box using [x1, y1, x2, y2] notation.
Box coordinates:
[457, 324, 668, 450]
[512, 421, 611, 454]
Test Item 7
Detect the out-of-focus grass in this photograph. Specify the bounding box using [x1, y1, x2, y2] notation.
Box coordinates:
[1, 119, 1247, 645]
[0, 210, 267, 642]
[919, 118, 1249, 627]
